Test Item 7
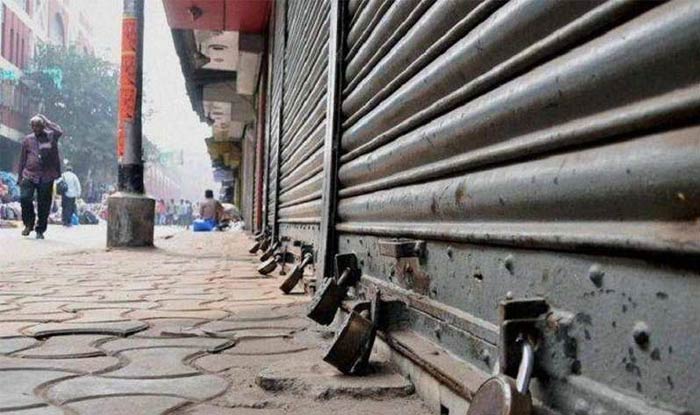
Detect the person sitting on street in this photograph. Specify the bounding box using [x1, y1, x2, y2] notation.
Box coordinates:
[17, 114, 63, 239]
[193, 189, 223, 232]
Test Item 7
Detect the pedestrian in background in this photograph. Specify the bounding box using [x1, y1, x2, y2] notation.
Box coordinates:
[167, 199, 175, 225]
[56, 166, 81, 227]
[17, 114, 63, 239]
[156, 199, 166, 225]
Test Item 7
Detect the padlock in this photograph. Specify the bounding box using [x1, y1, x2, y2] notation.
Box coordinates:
[279, 252, 313, 294]
[260, 241, 280, 262]
[306, 253, 361, 325]
[248, 240, 261, 254]
[307, 268, 356, 325]
[257, 253, 282, 275]
[466, 336, 534, 415]
[323, 291, 380, 375]
[260, 236, 272, 252]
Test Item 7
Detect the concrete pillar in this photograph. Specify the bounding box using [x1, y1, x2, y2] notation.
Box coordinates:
[107, 0, 155, 248]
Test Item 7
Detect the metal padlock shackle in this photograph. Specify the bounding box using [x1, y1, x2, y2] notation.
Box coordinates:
[279, 252, 314, 294]
[466, 333, 536, 415]
[515, 334, 534, 395]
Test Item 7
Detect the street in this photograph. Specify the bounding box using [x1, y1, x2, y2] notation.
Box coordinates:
[0, 227, 428, 414]
[0, 224, 180, 263]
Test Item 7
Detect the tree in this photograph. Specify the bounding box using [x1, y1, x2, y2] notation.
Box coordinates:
[26, 45, 119, 190]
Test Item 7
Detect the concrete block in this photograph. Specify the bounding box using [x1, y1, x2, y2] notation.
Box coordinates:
[107, 192, 155, 248]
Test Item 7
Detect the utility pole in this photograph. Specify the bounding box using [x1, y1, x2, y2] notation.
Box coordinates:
[107, 0, 155, 247]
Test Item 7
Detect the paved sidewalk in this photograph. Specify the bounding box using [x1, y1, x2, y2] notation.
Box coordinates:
[0, 230, 428, 414]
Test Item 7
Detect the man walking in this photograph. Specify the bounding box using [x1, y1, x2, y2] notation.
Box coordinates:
[17, 114, 63, 239]
[57, 166, 81, 226]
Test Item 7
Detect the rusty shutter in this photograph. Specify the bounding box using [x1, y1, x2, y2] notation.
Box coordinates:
[336, 1, 700, 414]
[275, 0, 331, 258]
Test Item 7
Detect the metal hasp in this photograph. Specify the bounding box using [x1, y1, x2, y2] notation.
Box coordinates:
[279, 250, 313, 294]
[306, 253, 361, 325]
[324, 290, 381, 375]
[466, 336, 536, 415]
[377, 238, 425, 258]
[498, 298, 548, 380]
[466, 298, 546, 415]
[378, 238, 430, 295]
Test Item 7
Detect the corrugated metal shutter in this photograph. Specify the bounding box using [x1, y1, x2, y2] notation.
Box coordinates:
[265, 0, 286, 232]
[337, 1, 700, 414]
[276, 0, 330, 251]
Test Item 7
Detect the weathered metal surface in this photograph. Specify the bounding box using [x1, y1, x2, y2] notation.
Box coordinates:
[341, 0, 503, 123]
[344, 0, 425, 83]
[342, 0, 602, 151]
[339, 2, 700, 191]
[339, 234, 700, 414]
[346, 0, 386, 50]
[273, 0, 331, 273]
[259, 0, 700, 413]
[265, 0, 286, 234]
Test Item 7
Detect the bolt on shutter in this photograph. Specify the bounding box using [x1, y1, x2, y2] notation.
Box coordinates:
[336, 0, 700, 414]
[276, 0, 331, 251]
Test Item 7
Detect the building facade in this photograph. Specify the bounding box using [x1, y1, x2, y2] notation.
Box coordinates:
[165, 1, 700, 414]
[0, 0, 93, 172]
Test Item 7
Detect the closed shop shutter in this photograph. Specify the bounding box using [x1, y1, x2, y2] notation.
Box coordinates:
[276, 0, 330, 254]
[336, 1, 700, 414]
[265, 0, 286, 231]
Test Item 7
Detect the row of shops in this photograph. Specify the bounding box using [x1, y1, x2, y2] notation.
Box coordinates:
[164, 1, 700, 414]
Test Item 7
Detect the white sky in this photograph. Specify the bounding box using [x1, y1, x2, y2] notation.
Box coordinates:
[86, 0, 216, 197]
[88, 0, 212, 157]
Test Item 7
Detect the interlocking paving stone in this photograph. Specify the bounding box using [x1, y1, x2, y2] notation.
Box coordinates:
[0, 232, 428, 415]
[14, 335, 111, 359]
[99, 337, 234, 353]
[62, 301, 158, 311]
[0, 369, 74, 411]
[256, 361, 415, 399]
[16, 296, 101, 304]
[23, 320, 148, 338]
[135, 319, 205, 337]
[126, 309, 229, 320]
[69, 309, 131, 323]
[0, 322, 38, 338]
[46, 374, 229, 404]
[202, 328, 297, 340]
[11, 302, 67, 314]
[0, 312, 77, 322]
[143, 294, 223, 302]
[65, 395, 188, 415]
[8, 405, 64, 414]
[0, 355, 120, 373]
[199, 318, 307, 334]
[0, 304, 19, 313]
[0, 337, 39, 354]
[193, 350, 318, 373]
[225, 338, 308, 356]
[155, 299, 211, 311]
[103, 347, 202, 378]
[184, 404, 285, 415]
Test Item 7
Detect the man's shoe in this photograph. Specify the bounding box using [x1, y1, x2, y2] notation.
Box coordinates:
[21, 227, 32, 236]
[36, 232, 45, 240]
